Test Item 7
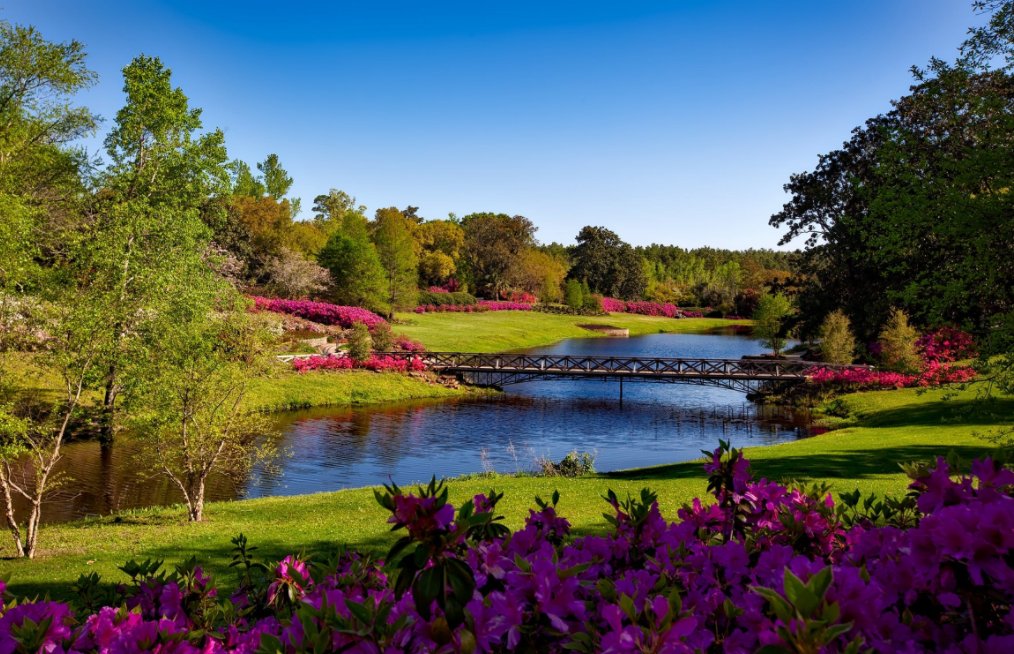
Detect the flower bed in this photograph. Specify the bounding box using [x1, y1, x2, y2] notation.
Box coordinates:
[291, 353, 426, 373]
[809, 360, 977, 389]
[602, 297, 704, 318]
[250, 296, 386, 329]
[2, 446, 1010, 652]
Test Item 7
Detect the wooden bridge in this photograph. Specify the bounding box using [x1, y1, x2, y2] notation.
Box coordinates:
[374, 351, 870, 394]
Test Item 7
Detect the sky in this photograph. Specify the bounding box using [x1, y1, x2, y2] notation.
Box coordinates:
[5, 1, 983, 249]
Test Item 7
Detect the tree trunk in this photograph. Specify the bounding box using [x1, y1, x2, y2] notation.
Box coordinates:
[188, 478, 206, 522]
[24, 499, 41, 559]
[100, 368, 118, 445]
[0, 466, 25, 557]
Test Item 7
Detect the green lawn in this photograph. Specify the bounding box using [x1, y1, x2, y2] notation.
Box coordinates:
[393, 311, 750, 352]
[2, 381, 1007, 598]
[243, 369, 471, 412]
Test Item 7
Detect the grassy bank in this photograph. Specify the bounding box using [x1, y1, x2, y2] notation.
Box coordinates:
[243, 369, 471, 412]
[394, 311, 750, 352]
[2, 381, 1007, 597]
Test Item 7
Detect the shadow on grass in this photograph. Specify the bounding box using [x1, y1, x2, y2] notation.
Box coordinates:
[855, 398, 1014, 428]
[604, 444, 993, 483]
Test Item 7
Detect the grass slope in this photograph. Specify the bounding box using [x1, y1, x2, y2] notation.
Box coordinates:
[393, 312, 750, 352]
[2, 382, 1007, 597]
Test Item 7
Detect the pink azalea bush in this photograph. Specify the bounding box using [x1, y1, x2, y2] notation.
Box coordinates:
[601, 297, 705, 319]
[3, 446, 1012, 653]
[917, 327, 977, 363]
[250, 296, 386, 329]
[809, 361, 978, 389]
[291, 353, 426, 373]
[394, 335, 426, 353]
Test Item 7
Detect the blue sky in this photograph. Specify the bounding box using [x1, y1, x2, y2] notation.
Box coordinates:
[8, 1, 980, 248]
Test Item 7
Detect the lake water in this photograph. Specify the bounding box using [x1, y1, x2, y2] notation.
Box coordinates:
[26, 332, 808, 523]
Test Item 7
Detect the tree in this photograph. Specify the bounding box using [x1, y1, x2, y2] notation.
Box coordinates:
[879, 308, 922, 373]
[372, 207, 418, 315]
[228, 160, 266, 197]
[570, 226, 646, 299]
[415, 219, 464, 286]
[514, 249, 568, 303]
[317, 215, 386, 311]
[770, 4, 1014, 340]
[1, 296, 108, 557]
[135, 302, 274, 523]
[258, 153, 300, 217]
[346, 322, 372, 362]
[818, 310, 856, 365]
[564, 279, 584, 310]
[265, 248, 330, 299]
[90, 54, 229, 442]
[753, 292, 793, 356]
[460, 213, 536, 298]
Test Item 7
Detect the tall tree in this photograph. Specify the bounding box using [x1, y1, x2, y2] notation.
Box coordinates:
[570, 226, 646, 299]
[89, 54, 228, 442]
[372, 207, 418, 315]
[317, 212, 386, 311]
[460, 213, 536, 298]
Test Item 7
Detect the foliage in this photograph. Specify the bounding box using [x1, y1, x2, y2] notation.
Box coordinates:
[316, 218, 387, 312]
[753, 292, 793, 356]
[818, 310, 857, 365]
[133, 306, 275, 522]
[370, 321, 394, 352]
[536, 450, 596, 477]
[250, 296, 386, 329]
[264, 248, 330, 299]
[372, 207, 418, 315]
[770, 6, 1014, 340]
[602, 297, 704, 319]
[415, 220, 464, 287]
[413, 301, 534, 314]
[3, 451, 1012, 652]
[563, 279, 584, 310]
[416, 291, 476, 307]
[879, 308, 922, 374]
[512, 249, 568, 303]
[570, 226, 647, 299]
[916, 327, 977, 363]
[460, 213, 537, 299]
[346, 322, 372, 363]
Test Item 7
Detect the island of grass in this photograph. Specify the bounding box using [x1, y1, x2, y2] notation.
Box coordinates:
[2, 380, 1007, 598]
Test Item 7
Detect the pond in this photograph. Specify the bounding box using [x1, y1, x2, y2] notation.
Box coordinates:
[25, 331, 809, 523]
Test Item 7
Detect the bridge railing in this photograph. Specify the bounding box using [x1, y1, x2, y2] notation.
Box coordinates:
[369, 352, 871, 380]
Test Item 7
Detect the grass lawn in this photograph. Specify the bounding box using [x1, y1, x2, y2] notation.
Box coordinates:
[2, 381, 1008, 598]
[393, 311, 750, 352]
[243, 369, 471, 412]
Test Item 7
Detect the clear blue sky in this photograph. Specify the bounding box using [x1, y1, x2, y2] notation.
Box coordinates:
[8, 1, 981, 248]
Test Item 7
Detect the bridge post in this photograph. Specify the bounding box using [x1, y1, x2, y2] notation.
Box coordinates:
[619, 377, 624, 405]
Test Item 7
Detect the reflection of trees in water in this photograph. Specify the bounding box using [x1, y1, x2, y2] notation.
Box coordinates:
[13, 437, 241, 524]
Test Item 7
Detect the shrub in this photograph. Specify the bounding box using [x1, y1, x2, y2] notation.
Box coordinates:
[537, 450, 595, 477]
[564, 279, 584, 310]
[346, 322, 372, 362]
[818, 309, 856, 365]
[416, 291, 477, 307]
[249, 296, 386, 329]
[370, 321, 393, 352]
[916, 326, 977, 362]
[292, 353, 426, 373]
[879, 308, 922, 373]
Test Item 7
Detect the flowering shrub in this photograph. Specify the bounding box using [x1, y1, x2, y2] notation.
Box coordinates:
[917, 327, 977, 363]
[506, 291, 538, 304]
[250, 296, 386, 329]
[291, 353, 426, 373]
[427, 286, 450, 294]
[601, 297, 704, 319]
[810, 361, 977, 389]
[477, 301, 533, 311]
[394, 335, 426, 353]
[4, 446, 1012, 652]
